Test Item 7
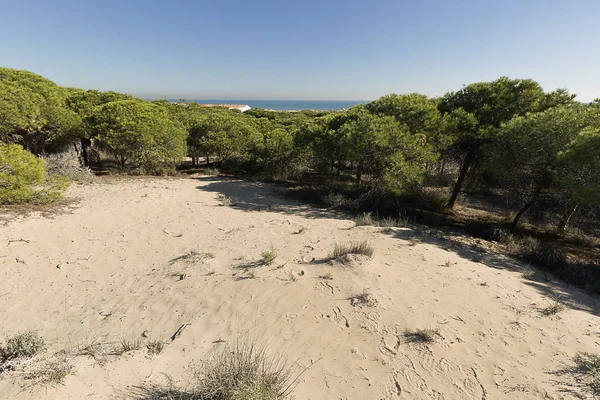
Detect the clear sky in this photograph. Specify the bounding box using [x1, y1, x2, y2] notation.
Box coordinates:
[1, 0, 599, 101]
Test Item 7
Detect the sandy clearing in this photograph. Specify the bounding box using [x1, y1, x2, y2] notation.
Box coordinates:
[0, 175, 598, 399]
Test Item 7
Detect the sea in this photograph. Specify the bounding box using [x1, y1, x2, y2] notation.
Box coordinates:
[176, 100, 367, 111]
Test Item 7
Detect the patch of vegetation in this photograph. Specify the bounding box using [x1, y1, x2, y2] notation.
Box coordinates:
[169, 249, 214, 265]
[0, 143, 69, 204]
[0, 331, 46, 362]
[330, 241, 374, 261]
[261, 247, 277, 265]
[354, 212, 374, 227]
[348, 291, 377, 307]
[521, 269, 536, 280]
[540, 299, 566, 316]
[403, 328, 439, 344]
[115, 337, 142, 355]
[35, 356, 73, 385]
[132, 339, 298, 400]
[147, 340, 165, 355]
[219, 194, 233, 207]
[318, 272, 333, 280]
[575, 352, 600, 393]
[204, 167, 220, 176]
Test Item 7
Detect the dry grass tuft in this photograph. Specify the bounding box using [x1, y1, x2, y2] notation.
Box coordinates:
[403, 328, 439, 344]
[330, 241, 374, 262]
[132, 338, 298, 400]
[219, 194, 233, 207]
[318, 272, 333, 280]
[114, 337, 142, 355]
[204, 167, 220, 176]
[348, 291, 378, 307]
[540, 300, 566, 316]
[575, 352, 600, 393]
[147, 339, 165, 355]
[354, 212, 374, 227]
[521, 269, 536, 280]
[0, 331, 46, 362]
[169, 249, 214, 266]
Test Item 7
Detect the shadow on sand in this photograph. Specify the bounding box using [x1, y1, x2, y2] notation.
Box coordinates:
[195, 176, 600, 318]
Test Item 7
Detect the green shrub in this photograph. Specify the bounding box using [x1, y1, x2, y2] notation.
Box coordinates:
[90, 100, 187, 174]
[0, 143, 69, 204]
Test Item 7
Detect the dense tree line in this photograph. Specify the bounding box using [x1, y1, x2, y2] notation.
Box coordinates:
[1, 67, 599, 237]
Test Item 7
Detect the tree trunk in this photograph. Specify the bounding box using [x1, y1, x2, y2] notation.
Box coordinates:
[80, 138, 90, 167]
[446, 150, 474, 208]
[355, 162, 363, 188]
[206, 156, 210, 166]
[557, 204, 578, 234]
[510, 183, 545, 232]
[336, 157, 342, 176]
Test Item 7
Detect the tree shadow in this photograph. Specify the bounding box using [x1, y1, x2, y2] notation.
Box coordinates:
[195, 176, 346, 220]
[390, 227, 600, 317]
[195, 176, 600, 318]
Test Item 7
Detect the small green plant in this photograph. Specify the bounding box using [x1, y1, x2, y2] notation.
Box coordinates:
[330, 241, 374, 261]
[354, 212, 374, 227]
[403, 328, 439, 344]
[575, 352, 600, 392]
[262, 247, 277, 265]
[409, 237, 418, 246]
[0, 331, 46, 362]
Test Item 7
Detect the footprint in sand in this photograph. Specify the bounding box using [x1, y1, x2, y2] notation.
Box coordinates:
[333, 306, 350, 328]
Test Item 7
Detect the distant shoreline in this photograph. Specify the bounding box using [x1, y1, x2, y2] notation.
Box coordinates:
[166, 99, 368, 111]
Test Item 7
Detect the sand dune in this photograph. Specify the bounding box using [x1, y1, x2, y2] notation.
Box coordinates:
[0, 175, 598, 399]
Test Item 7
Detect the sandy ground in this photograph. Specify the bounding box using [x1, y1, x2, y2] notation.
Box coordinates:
[0, 175, 599, 400]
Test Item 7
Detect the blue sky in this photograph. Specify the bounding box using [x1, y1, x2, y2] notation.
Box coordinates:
[1, 0, 599, 101]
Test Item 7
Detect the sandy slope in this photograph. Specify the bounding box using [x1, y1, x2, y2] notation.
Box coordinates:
[0, 175, 598, 400]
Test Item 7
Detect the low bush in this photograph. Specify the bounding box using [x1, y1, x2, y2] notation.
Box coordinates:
[42, 148, 94, 183]
[0, 331, 46, 362]
[0, 143, 69, 204]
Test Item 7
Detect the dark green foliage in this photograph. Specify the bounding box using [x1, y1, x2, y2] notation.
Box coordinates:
[0, 67, 82, 153]
[89, 99, 187, 174]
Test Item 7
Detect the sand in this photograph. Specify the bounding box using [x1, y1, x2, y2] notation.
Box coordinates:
[0, 175, 598, 399]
